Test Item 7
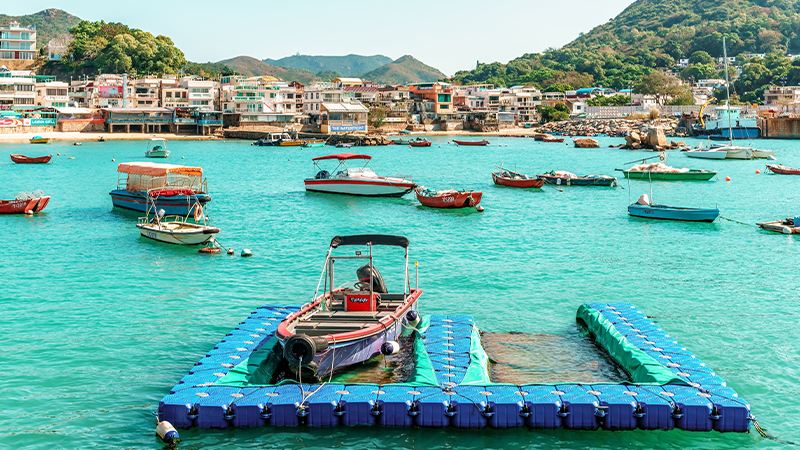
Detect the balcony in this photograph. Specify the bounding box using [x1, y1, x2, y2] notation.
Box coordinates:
[0, 44, 34, 50]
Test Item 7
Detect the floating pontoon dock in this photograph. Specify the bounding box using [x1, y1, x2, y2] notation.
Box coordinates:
[158, 303, 751, 431]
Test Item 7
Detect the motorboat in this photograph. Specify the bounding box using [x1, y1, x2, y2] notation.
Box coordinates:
[10, 154, 52, 164]
[302, 141, 325, 148]
[335, 142, 355, 148]
[304, 153, 416, 197]
[537, 171, 617, 186]
[29, 136, 50, 144]
[541, 136, 565, 143]
[453, 140, 489, 146]
[136, 190, 219, 245]
[109, 162, 211, 215]
[253, 132, 304, 146]
[766, 164, 800, 175]
[409, 138, 431, 147]
[145, 138, 170, 158]
[628, 195, 719, 222]
[414, 186, 483, 208]
[492, 167, 544, 188]
[275, 234, 421, 381]
[619, 162, 717, 181]
[0, 191, 50, 214]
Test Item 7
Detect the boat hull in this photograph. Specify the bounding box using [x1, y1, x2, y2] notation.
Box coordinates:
[622, 170, 717, 181]
[304, 179, 415, 197]
[538, 175, 617, 186]
[492, 173, 544, 188]
[110, 190, 211, 215]
[136, 223, 219, 245]
[453, 140, 488, 146]
[10, 154, 52, 164]
[29, 139, 50, 144]
[0, 196, 50, 214]
[409, 142, 432, 147]
[415, 189, 482, 208]
[145, 150, 170, 158]
[766, 164, 800, 175]
[753, 150, 775, 159]
[684, 150, 727, 160]
[713, 128, 760, 139]
[628, 204, 719, 222]
[758, 221, 800, 234]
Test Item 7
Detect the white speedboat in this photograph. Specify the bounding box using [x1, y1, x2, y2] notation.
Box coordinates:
[304, 153, 416, 197]
[145, 138, 170, 158]
[136, 191, 219, 245]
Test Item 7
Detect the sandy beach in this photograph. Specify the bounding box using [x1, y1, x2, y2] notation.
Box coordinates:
[0, 131, 220, 143]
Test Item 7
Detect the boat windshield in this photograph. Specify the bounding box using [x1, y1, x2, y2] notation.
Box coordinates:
[345, 167, 378, 178]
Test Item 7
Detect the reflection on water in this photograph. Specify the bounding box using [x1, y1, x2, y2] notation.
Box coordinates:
[328, 335, 416, 384]
[483, 328, 630, 384]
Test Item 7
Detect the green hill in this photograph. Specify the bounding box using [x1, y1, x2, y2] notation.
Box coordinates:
[0, 9, 81, 49]
[359, 55, 446, 84]
[450, 0, 800, 103]
[217, 56, 319, 83]
[263, 54, 392, 77]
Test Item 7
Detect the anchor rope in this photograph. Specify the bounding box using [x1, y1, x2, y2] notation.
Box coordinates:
[718, 215, 759, 228]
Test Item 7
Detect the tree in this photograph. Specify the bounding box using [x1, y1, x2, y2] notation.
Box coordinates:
[634, 71, 684, 104]
[666, 88, 695, 105]
[680, 63, 717, 80]
[538, 105, 569, 122]
[655, 54, 675, 68]
[689, 51, 714, 65]
[542, 83, 572, 92]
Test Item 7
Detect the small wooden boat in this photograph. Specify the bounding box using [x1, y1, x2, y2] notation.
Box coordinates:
[415, 186, 482, 208]
[29, 136, 50, 144]
[758, 218, 800, 234]
[302, 140, 325, 148]
[0, 195, 50, 214]
[537, 171, 617, 187]
[621, 169, 717, 181]
[275, 234, 420, 381]
[98, 137, 106, 142]
[10, 154, 52, 164]
[136, 192, 219, 245]
[409, 138, 431, 147]
[391, 139, 409, 145]
[628, 199, 719, 223]
[766, 164, 800, 175]
[492, 167, 544, 188]
[145, 138, 170, 158]
[335, 142, 355, 148]
[453, 140, 489, 146]
[541, 136, 564, 143]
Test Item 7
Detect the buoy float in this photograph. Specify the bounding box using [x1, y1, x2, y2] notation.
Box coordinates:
[182, 156, 185, 159]
[57, 153, 60, 156]
[725, 176, 731, 181]
[68, 157, 75, 159]
[756, 169, 761, 174]
[381, 341, 400, 355]
[156, 420, 179, 443]
[405, 310, 420, 327]
[476, 205, 485, 212]
[199, 247, 221, 254]
[112, 158, 115, 161]
[241, 249, 252, 257]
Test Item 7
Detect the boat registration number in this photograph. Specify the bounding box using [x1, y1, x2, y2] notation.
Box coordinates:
[442, 196, 455, 203]
[146, 231, 157, 238]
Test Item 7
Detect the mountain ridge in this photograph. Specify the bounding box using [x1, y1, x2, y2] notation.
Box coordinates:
[262, 54, 392, 77]
[359, 55, 447, 84]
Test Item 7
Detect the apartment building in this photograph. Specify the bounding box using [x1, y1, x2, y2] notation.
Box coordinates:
[0, 21, 36, 62]
[0, 68, 36, 109]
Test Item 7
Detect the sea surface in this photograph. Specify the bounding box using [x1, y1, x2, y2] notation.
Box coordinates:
[1, 136, 799, 449]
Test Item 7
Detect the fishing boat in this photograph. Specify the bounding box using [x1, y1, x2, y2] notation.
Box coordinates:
[304, 153, 416, 197]
[144, 138, 170, 158]
[275, 234, 421, 381]
[758, 218, 800, 234]
[29, 136, 50, 144]
[453, 140, 489, 146]
[766, 164, 800, 175]
[628, 194, 719, 222]
[136, 190, 219, 245]
[253, 132, 304, 147]
[492, 167, 544, 188]
[621, 168, 717, 181]
[10, 154, 52, 164]
[109, 162, 211, 215]
[0, 191, 50, 214]
[391, 139, 409, 145]
[414, 186, 482, 208]
[336, 142, 355, 148]
[537, 171, 617, 186]
[409, 138, 431, 147]
[541, 136, 565, 143]
[302, 141, 325, 148]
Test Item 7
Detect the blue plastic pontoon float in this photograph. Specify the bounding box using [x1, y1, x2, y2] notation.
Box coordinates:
[158, 302, 752, 432]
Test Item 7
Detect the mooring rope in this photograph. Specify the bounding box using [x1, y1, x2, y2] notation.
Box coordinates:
[719, 215, 759, 228]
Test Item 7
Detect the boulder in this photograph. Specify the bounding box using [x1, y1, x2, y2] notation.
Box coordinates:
[646, 128, 668, 148]
[574, 138, 600, 148]
[630, 131, 641, 142]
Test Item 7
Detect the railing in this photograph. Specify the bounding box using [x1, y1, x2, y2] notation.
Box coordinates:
[198, 119, 222, 125]
[0, 44, 34, 50]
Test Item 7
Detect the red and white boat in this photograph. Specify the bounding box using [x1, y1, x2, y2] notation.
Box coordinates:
[415, 186, 483, 208]
[10, 154, 52, 164]
[304, 153, 416, 197]
[766, 164, 800, 175]
[0, 194, 50, 214]
[541, 136, 564, 143]
[492, 170, 544, 188]
[453, 140, 489, 146]
[409, 138, 431, 147]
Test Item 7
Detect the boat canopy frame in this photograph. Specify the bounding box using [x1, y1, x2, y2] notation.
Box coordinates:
[313, 235, 411, 312]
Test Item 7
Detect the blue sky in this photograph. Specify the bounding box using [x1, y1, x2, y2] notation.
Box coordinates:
[7, 0, 636, 74]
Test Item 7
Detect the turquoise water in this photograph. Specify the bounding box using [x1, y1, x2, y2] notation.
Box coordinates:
[2, 136, 799, 449]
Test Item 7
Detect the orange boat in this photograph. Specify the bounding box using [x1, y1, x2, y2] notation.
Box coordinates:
[415, 186, 482, 208]
[0, 195, 50, 214]
[10, 154, 52, 164]
[492, 171, 544, 188]
[542, 136, 564, 143]
[453, 140, 489, 146]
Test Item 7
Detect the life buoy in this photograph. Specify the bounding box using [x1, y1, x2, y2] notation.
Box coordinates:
[194, 206, 202, 222]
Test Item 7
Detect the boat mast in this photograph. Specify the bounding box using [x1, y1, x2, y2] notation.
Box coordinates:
[723, 37, 733, 145]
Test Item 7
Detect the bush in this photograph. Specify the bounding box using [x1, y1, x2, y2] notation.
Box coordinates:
[648, 109, 660, 120]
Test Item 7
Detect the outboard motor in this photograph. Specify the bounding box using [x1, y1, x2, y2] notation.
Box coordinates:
[315, 170, 330, 179]
[151, 208, 166, 224]
[356, 263, 387, 293]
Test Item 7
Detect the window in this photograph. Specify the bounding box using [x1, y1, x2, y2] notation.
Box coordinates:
[15, 84, 33, 92]
[46, 89, 67, 96]
[192, 100, 209, 106]
[166, 92, 172, 98]
[52, 102, 66, 107]
[270, 93, 275, 98]
[0, 52, 12, 59]
[20, 32, 30, 40]
[20, 52, 34, 60]
[191, 88, 210, 94]
[15, 97, 34, 105]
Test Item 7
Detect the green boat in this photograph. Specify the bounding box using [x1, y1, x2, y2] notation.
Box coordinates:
[621, 169, 718, 181]
[303, 142, 325, 148]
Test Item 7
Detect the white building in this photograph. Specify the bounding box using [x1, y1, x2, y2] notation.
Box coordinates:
[0, 21, 36, 61]
[0, 67, 35, 109]
[35, 80, 68, 108]
[180, 77, 217, 111]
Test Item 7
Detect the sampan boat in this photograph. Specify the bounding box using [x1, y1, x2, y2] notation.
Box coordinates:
[628, 203, 719, 222]
[29, 136, 50, 144]
[409, 138, 431, 147]
[766, 164, 800, 175]
[537, 171, 617, 186]
[621, 169, 717, 181]
[10, 154, 52, 164]
[492, 170, 544, 188]
[453, 140, 489, 146]
[0, 195, 50, 214]
[415, 186, 482, 208]
[276, 235, 421, 381]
